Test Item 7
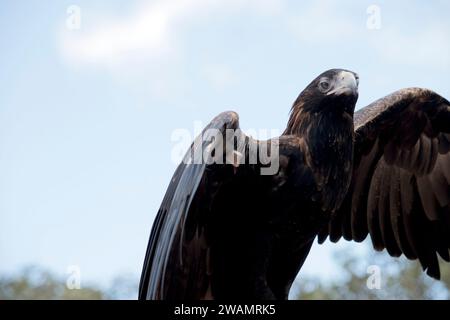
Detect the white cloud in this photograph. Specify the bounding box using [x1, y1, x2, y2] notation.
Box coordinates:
[61, 0, 198, 67]
[59, 0, 283, 69]
[59, 0, 450, 87]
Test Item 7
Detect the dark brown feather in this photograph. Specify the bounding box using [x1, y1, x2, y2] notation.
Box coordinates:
[321, 88, 450, 279]
[367, 160, 385, 251]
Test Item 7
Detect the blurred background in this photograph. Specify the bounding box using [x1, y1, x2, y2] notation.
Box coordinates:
[1, 0, 449, 299]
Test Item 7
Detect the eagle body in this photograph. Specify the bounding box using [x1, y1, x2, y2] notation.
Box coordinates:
[139, 69, 450, 300]
[207, 134, 350, 299]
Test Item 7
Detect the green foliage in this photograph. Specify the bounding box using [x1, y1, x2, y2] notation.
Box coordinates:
[0, 266, 137, 300]
[294, 247, 450, 300]
[2, 247, 450, 299]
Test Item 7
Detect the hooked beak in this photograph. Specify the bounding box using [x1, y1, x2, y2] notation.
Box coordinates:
[327, 71, 359, 96]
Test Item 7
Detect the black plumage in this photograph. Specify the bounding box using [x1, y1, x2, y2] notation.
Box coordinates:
[139, 69, 450, 299]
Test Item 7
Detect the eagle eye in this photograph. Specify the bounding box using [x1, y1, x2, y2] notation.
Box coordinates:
[318, 79, 331, 92]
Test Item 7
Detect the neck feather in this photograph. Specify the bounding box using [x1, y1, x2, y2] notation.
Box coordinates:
[284, 103, 355, 212]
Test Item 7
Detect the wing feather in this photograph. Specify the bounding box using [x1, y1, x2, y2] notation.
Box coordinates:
[367, 159, 384, 250]
[139, 111, 247, 299]
[320, 88, 450, 279]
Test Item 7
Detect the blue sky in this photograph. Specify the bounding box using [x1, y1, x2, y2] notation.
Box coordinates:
[1, 0, 449, 295]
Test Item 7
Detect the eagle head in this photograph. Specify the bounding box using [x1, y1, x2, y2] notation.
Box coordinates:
[285, 69, 359, 135]
[295, 69, 359, 115]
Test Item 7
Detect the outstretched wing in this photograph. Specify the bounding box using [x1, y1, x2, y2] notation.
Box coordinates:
[319, 88, 450, 279]
[139, 111, 251, 300]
